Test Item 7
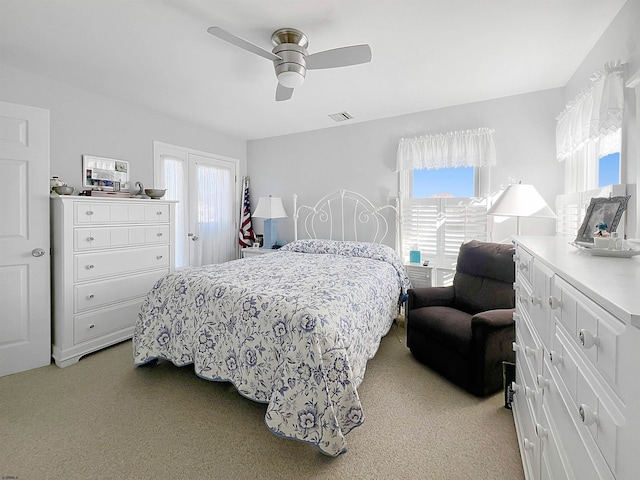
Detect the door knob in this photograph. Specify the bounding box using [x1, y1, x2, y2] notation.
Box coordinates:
[32, 248, 46, 257]
[188, 233, 199, 241]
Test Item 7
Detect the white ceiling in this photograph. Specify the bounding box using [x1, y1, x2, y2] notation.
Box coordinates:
[0, 0, 627, 141]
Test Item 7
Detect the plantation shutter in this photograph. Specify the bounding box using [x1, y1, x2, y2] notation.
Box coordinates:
[401, 197, 487, 266]
[442, 198, 487, 261]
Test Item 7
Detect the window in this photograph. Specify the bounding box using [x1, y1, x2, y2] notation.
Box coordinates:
[402, 167, 487, 268]
[598, 152, 620, 187]
[397, 128, 495, 270]
[413, 166, 475, 198]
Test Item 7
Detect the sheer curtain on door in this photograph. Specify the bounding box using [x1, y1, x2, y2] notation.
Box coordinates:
[191, 161, 235, 266]
[162, 156, 188, 268]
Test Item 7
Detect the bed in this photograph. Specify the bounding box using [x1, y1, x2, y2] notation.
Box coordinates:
[133, 190, 411, 456]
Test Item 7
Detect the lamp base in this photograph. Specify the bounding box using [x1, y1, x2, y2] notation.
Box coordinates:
[262, 218, 279, 249]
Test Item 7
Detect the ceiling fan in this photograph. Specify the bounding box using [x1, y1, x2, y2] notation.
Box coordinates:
[207, 26, 372, 101]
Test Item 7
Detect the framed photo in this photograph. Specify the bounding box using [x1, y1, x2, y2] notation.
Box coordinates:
[575, 195, 630, 244]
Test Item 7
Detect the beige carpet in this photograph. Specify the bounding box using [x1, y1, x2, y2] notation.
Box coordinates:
[0, 325, 524, 480]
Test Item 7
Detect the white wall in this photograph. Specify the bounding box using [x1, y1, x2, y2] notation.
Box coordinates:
[563, 0, 640, 238]
[0, 63, 247, 191]
[248, 88, 564, 245]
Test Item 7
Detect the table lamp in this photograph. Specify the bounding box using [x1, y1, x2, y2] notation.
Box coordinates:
[253, 196, 288, 249]
[487, 182, 556, 235]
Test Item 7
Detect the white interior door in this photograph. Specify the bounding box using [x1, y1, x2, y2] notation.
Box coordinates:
[187, 154, 237, 267]
[0, 101, 51, 377]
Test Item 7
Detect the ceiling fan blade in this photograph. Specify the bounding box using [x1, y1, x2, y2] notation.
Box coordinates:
[306, 44, 372, 70]
[207, 26, 282, 62]
[275, 83, 294, 102]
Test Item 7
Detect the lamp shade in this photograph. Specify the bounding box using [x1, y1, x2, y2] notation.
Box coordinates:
[253, 196, 288, 219]
[487, 184, 556, 219]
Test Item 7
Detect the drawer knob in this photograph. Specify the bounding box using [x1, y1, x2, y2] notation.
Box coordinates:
[548, 296, 562, 310]
[523, 438, 535, 451]
[511, 381, 520, 393]
[86, 210, 94, 215]
[156, 232, 163, 237]
[579, 404, 598, 426]
[156, 211, 162, 215]
[530, 295, 541, 306]
[89, 323, 95, 329]
[513, 282, 519, 291]
[524, 386, 536, 399]
[524, 346, 536, 357]
[535, 423, 548, 439]
[579, 329, 599, 349]
[88, 236, 95, 241]
[549, 350, 563, 365]
[512, 312, 520, 321]
[87, 264, 95, 269]
[88, 294, 95, 299]
[536, 375, 549, 390]
[156, 255, 163, 260]
[518, 262, 528, 272]
[513, 255, 520, 263]
[512, 342, 520, 352]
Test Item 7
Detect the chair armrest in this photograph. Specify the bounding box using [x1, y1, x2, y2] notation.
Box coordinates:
[471, 308, 515, 330]
[408, 286, 455, 310]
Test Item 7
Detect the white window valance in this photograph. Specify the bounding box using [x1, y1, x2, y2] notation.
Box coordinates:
[396, 127, 496, 171]
[556, 61, 624, 161]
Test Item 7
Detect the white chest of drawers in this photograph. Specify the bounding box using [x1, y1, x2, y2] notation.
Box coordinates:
[511, 236, 640, 480]
[51, 196, 176, 367]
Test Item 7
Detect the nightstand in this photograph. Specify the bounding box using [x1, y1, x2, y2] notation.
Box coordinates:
[405, 261, 456, 287]
[404, 263, 432, 288]
[241, 247, 273, 258]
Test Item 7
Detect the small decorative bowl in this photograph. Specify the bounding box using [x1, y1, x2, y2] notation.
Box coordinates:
[145, 188, 166, 199]
[53, 186, 74, 195]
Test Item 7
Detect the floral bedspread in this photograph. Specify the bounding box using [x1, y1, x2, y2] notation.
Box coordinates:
[133, 240, 410, 456]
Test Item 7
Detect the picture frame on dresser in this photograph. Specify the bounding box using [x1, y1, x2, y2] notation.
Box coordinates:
[575, 195, 630, 244]
[83, 154, 130, 191]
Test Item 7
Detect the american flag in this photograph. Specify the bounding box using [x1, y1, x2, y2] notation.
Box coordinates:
[238, 176, 256, 247]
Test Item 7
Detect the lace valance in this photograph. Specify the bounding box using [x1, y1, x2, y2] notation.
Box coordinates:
[556, 62, 624, 161]
[396, 127, 496, 171]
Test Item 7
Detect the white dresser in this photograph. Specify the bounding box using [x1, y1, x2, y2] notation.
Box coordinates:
[51, 196, 176, 367]
[511, 236, 640, 480]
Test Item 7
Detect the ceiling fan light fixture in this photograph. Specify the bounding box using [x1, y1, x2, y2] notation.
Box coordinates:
[277, 70, 305, 88]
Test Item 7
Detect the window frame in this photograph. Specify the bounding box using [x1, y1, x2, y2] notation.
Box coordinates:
[399, 166, 489, 268]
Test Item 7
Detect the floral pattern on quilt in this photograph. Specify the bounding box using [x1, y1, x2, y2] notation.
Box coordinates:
[133, 241, 410, 456]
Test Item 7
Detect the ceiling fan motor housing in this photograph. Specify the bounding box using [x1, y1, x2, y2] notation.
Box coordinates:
[271, 28, 308, 88]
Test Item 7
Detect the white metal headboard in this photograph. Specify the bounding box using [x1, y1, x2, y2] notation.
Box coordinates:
[293, 189, 399, 245]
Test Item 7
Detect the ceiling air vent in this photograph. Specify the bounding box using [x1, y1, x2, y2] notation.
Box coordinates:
[329, 111, 354, 122]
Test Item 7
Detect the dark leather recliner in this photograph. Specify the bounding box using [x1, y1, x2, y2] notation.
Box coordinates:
[407, 240, 516, 396]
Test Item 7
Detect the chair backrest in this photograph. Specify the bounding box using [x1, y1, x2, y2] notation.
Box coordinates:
[453, 240, 516, 314]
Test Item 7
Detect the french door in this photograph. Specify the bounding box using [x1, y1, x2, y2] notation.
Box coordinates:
[154, 142, 238, 268]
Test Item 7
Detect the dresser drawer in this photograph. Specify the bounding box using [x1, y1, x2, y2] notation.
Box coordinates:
[74, 269, 168, 313]
[74, 245, 169, 281]
[538, 404, 572, 480]
[74, 298, 142, 344]
[553, 276, 624, 391]
[514, 310, 543, 376]
[542, 357, 616, 480]
[144, 203, 169, 221]
[548, 326, 624, 476]
[513, 361, 541, 480]
[74, 225, 170, 251]
[74, 202, 170, 225]
[514, 244, 533, 287]
[514, 273, 532, 322]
